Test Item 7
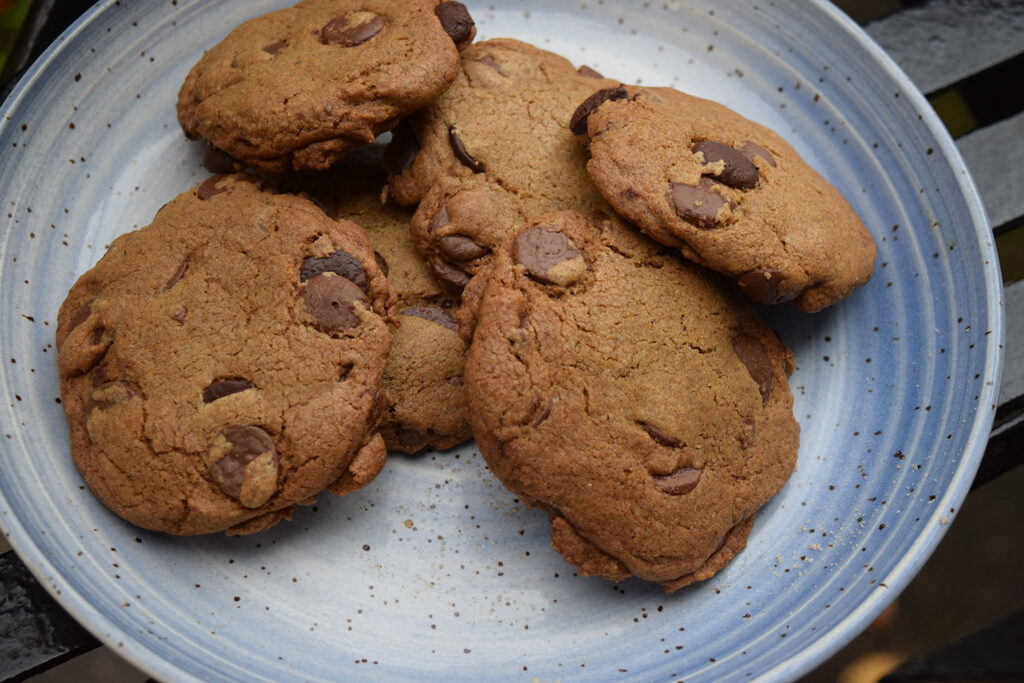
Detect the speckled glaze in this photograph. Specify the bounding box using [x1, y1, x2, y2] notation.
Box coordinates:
[0, 1, 1003, 681]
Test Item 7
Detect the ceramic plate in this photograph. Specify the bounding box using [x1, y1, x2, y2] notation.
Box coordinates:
[0, 1, 1004, 681]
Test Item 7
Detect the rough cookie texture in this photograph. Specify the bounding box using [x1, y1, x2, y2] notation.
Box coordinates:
[290, 149, 472, 454]
[56, 174, 396, 535]
[385, 38, 618, 289]
[177, 0, 474, 172]
[462, 210, 799, 592]
[575, 85, 876, 312]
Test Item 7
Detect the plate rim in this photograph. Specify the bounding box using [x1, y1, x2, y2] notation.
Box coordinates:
[0, 0, 1005, 681]
[748, 1, 1005, 679]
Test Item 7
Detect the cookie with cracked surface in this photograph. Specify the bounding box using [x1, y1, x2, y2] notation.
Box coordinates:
[384, 38, 618, 289]
[461, 210, 799, 592]
[573, 85, 876, 312]
[293, 149, 472, 454]
[56, 174, 397, 535]
[177, 0, 475, 173]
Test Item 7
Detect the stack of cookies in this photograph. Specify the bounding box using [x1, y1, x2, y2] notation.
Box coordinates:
[56, 0, 875, 593]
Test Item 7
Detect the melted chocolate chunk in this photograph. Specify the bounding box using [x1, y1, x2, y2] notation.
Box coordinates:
[87, 377, 139, 412]
[429, 256, 471, 289]
[373, 251, 389, 277]
[203, 145, 239, 174]
[197, 174, 229, 200]
[670, 178, 727, 227]
[429, 205, 450, 232]
[303, 274, 369, 331]
[367, 384, 388, 427]
[653, 468, 702, 495]
[397, 426, 430, 451]
[434, 2, 475, 46]
[639, 422, 682, 448]
[203, 379, 254, 404]
[164, 259, 189, 291]
[513, 227, 583, 285]
[569, 85, 628, 135]
[448, 126, 484, 173]
[301, 249, 368, 291]
[208, 425, 277, 502]
[262, 40, 287, 56]
[320, 13, 386, 47]
[739, 141, 776, 167]
[735, 269, 794, 305]
[436, 234, 489, 262]
[526, 396, 553, 427]
[732, 332, 773, 403]
[692, 140, 759, 190]
[401, 306, 458, 331]
[68, 299, 94, 332]
[474, 54, 508, 76]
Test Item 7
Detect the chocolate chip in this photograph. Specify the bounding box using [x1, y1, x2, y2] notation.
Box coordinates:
[739, 141, 776, 167]
[89, 365, 109, 387]
[262, 40, 287, 56]
[203, 379, 254, 404]
[171, 307, 187, 324]
[164, 259, 189, 291]
[474, 54, 508, 76]
[577, 65, 604, 79]
[203, 145, 238, 174]
[569, 86, 628, 135]
[197, 174, 229, 200]
[373, 251, 389, 277]
[367, 384, 388, 427]
[654, 468, 702, 495]
[68, 299, 94, 331]
[303, 274, 369, 331]
[434, 2, 475, 46]
[526, 396, 553, 427]
[639, 422, 682, 448]
[429, 205, 450, 232]
[208, 425, 278, 507]
[732, 333, 773, 402]
[513, 227, 584, 286]
[670, 178, 727, 227]
[401, 306, 458, 331]
[301, 249, 368, 291]
[88, 379, 139, 411]
[436, 234, 488, 262]
[397, 426, 430, 451]
[735, 269, 793, 305]
[384, 120, 420, 175]
[692, 140, 759, 190]
[448, 126, 484, 173]
[428, 256, 471, 289]
[320, 12, 386, 47]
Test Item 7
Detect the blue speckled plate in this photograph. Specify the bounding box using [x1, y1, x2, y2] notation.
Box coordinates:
[0, 1, 1004, 681]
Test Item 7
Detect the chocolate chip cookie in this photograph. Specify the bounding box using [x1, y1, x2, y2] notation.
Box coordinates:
[461, 210, 799, 592]
[56, 174, 397, 535]
[573, 85, 876, 312]
[293, 149, 472, 454]
[385, 38, 618, 289]
[177, 0, 475, 173]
